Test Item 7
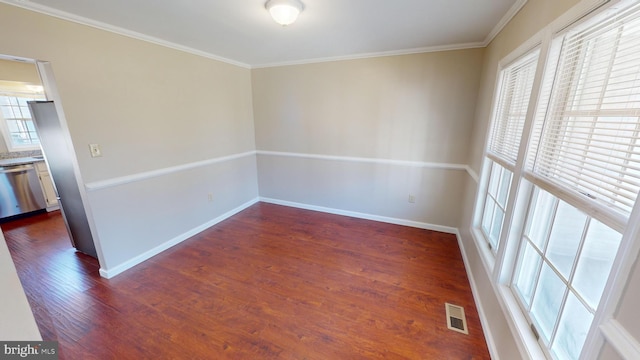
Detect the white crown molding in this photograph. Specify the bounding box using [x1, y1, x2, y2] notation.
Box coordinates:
[0, 0, 251, 69]
[0, 0, 511, 69]
[483, 0, 529, 46]
[252, 42, 486, 69]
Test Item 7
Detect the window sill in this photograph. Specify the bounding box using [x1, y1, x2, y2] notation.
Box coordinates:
[471, 226, 496, 273]
[7, 147, 41, 153]
[470, 225, 547, 359]
[496, 284, 548, 360]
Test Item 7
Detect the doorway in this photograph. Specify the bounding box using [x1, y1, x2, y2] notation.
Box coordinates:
[0, 55, 100, 262]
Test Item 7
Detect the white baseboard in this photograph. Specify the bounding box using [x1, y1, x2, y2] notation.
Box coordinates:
[98, 197, 259, 279]
[466, 227, 546, 360]
[45, 204, 60, 212]
[99, 196, 457, 278]
[260, 197, 497, 354]
[259, 197, 458, 234]
[97, 196, 501, 358]
[455, 229, 500, 360]
[98, 195, 501, 359]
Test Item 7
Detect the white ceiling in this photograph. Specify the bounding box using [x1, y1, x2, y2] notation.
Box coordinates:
[4, 0, 525, 68]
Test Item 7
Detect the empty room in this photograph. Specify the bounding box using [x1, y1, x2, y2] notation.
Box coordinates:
[1, 0, 639, 359]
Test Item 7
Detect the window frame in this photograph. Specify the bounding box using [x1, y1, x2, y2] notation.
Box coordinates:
[510, 182, 623, 359]
[474, 44, 543, 263]
[479, 158, 513, 254]
[525, 3, 640, 230]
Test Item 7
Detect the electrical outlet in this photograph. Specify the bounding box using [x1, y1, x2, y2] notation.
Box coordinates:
[89, 143, 102, 157]
[408, 194, 416, 203]
[208, 193, 214, 202]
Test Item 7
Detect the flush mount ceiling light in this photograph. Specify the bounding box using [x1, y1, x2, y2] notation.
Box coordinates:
[265, 0, 304, 26]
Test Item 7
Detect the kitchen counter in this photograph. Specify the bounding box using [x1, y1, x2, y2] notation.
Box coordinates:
[0, 232, 42, 340]
[0, 156, 44, 167]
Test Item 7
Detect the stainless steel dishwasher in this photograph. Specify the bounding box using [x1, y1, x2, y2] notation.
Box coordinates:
[0, 164, 46, 219]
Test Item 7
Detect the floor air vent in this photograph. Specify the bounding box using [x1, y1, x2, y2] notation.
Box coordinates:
[445, 303, 468, 334]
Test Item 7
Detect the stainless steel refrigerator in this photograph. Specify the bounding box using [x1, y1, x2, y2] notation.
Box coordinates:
[28, 101, 97, 258]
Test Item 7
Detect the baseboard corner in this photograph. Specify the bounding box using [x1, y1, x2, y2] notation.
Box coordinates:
[98, 197, 259, 279]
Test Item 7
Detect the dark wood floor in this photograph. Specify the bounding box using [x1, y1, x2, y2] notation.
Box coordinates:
[3, 203, 490, 359]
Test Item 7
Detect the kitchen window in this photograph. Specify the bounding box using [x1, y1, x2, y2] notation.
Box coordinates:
[0, 94, 45, 151]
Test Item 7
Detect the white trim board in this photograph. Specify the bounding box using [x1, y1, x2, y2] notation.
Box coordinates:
[454, 230, 500, 359]
[483, 0, 529, 46]
[85, 151, 256, 191]
[259, 197, 458, 234]
[100, 196, 459, 279]
[600, 319, 640, 360]
[257, 150, 470, 171]
[99, 197, 259, 279]
[467, 226, 547, 360]
[85, 150, 478, 192]
[465, 166, 480, 183]
[255, 198, 498, 353]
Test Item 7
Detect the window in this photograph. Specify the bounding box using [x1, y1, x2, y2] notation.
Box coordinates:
[488, 50, 540, 165]
[474, 1, 640, 359]
[481, 160, 512, 251]
[508, 4, 640, 358]
[528, 1, 640, 219]
[478, 49, 540, 254]
[512, 185, 621, 359]
[0, 94, 45, 151]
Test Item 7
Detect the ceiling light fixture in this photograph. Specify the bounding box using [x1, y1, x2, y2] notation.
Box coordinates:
[265, 0, 304, 26]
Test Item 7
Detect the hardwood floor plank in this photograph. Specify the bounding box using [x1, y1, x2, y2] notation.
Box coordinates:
[3, 203, 490, 359]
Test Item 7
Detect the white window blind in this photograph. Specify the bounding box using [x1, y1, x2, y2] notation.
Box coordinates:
[488, 50, 540, 167]
[529, 2, 640, 216]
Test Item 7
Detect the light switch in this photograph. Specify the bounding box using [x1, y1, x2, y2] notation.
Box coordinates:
[89, 143, 102, 157]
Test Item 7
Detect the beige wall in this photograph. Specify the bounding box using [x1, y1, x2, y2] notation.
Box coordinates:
[0, 59, 41, 84]
[3, 0, 638, 357]
[253, 51, 482, 163]
[0, 5, 255, 183]
[0, 3, 259, 272]
[252, 50, 483, 227]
